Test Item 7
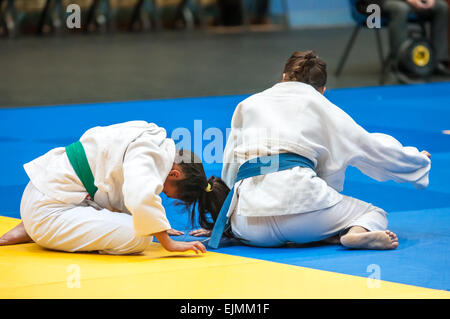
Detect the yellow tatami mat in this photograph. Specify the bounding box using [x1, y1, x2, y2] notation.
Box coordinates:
[0, 216, 448, 299]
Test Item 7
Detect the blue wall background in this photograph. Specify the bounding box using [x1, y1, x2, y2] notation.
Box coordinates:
[269, 0, 354, 28]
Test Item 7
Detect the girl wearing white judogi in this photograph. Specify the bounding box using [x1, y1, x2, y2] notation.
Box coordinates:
[192, 51, 431, 250]
[0, 121, 227, 255]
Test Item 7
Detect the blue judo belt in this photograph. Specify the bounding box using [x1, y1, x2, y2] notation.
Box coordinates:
[208, 153, 315, 249]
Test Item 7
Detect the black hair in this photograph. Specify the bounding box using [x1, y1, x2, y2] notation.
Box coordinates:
[174, 149, 230, 232]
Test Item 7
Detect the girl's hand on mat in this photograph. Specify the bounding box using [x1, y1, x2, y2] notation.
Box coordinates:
[166, 228, 184, 236]
[154, 230, 206, 254]
[421, 150, 431, 159]
[189, 228, 212, 237]
[166, 241, 207, 254]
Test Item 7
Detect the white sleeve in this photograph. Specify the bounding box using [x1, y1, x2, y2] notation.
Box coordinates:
[349, 130, 431, 189]
[122, 133, 173, 236]
[314, 99, 431, 191]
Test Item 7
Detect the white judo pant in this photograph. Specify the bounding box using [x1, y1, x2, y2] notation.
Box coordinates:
[20, 182, 152, 255]
[230, 195, 388, 247]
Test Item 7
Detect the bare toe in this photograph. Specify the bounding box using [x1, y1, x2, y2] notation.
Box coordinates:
[386, 230, 397, 239]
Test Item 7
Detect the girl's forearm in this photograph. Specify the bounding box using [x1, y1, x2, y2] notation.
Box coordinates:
[153, 230, 174, 250]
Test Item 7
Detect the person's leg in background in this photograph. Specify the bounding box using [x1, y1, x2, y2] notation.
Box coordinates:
[382, 0, 450, 77]
[447, 0, 450, 66]
[382, 0, 411, 60]
[427, 0, 450, 74]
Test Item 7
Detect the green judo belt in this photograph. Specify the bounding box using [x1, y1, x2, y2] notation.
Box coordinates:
[65, 141, 98, 199]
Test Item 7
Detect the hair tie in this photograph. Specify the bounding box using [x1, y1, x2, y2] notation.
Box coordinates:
[205, 183, 213, 193]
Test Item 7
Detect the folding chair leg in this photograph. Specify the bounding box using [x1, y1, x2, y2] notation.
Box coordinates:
[379, 53, 395, 85]
[335, 25, 361, 77]
[375, 28, 385, 70]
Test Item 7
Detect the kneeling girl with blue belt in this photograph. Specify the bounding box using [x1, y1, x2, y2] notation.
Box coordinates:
[193, 51, 432, 250]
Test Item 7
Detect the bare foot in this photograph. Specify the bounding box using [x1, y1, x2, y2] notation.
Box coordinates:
[340, 230, 399, 250]
[0, 221, 33, 246]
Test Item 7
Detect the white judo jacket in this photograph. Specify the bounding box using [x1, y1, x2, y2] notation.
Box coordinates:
[222, 81, 431, 217]
[24, 121, 176, 236]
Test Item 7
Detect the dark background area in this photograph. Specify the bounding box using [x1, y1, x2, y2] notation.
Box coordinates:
[1, 26, 448, 108]
[1, 0, 449, 108]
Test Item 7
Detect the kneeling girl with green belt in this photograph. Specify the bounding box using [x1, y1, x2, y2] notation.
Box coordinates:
[0, 121, 228, 255]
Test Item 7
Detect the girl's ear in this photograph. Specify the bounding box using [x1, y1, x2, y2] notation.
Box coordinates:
[319, 86, 326, 95]
[282, 73, 287, 81]
[168, 168, 183, 179]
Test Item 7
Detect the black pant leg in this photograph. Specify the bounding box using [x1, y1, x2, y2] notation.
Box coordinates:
[382, 0, 411, 58]
[428, 0, 449, 61]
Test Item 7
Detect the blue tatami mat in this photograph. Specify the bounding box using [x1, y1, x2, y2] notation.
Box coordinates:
[217, 206, 450, 291]
[1, 82, 449, 291]
[158, 199, 450, 292]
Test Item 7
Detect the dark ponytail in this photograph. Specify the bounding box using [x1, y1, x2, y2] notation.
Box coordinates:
[283, 50, 327, 91]
[173, 149, 230, 231]
[198, 176, 230, 230]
